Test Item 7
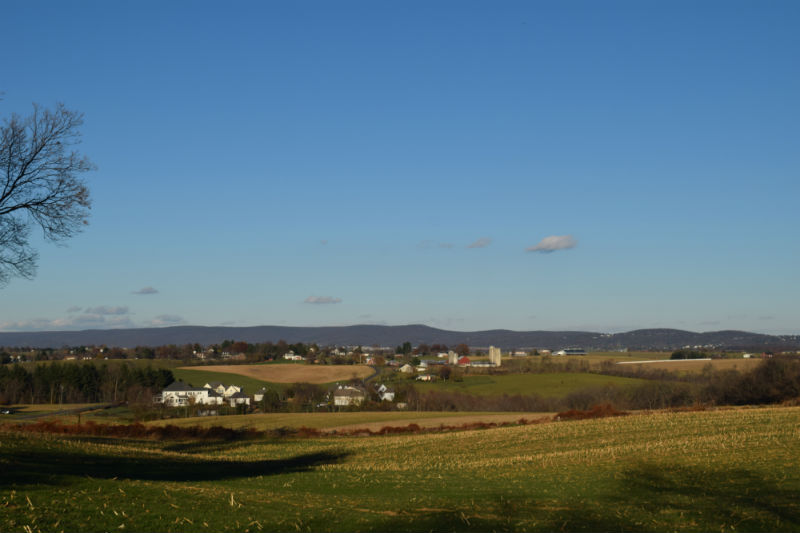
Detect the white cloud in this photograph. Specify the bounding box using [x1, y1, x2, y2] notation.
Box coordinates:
[467, 237, 492, 249]
[526, 235, 577, 253]
[149, 314, 184, 326]
[304, 296, 343, 304]
[0, 318, 58, 332]
[85, 306, 130, 315]
[133, 286, 159, 295]
[0, 314, 136, 331]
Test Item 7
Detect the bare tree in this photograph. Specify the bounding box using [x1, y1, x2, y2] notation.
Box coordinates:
[0, 102, 95, 285]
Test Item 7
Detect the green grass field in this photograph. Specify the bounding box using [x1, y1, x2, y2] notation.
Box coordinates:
[2, 406, 798, 532]
[0, 404, 136, 425]
[171, 368, 281, 394]
[415, 372, 649, 397]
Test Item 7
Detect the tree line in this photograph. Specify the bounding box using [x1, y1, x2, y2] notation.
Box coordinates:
[0, 362, 174, 405]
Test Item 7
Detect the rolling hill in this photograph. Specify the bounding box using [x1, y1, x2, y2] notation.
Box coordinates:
[0, 324, 797, 351]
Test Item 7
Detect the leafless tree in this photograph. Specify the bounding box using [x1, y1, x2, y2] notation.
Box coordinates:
[0, 102, 95, 285]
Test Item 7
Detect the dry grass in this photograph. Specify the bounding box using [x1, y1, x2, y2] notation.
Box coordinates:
[145, 411, 553, 431]
[178, 363, 374, 384]
[619, 358, 764, 373]
[3, 406, 799, 532]
[322, 413, 553, 433]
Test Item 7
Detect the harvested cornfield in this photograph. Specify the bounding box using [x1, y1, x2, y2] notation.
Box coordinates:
[2, 406, 798, 532]
[177, 363, 374, 384]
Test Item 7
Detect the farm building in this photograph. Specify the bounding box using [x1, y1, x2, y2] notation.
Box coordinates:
[158, 381, 224, 407]
[488, 346, 502, 366]
[333, 385, 367, 406]
[555, 348, 586, 356]
[375, 384, 395, 402]
[457, 356, 471, 366]
[227, 391, 251, 407]
[399, 363, 415, 373]
[204, 381, 226, 395]
[157, 381, 250, 407]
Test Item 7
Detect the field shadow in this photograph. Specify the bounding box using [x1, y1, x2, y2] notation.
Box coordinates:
[3, 446, 349, 487]
[607, 462, 800, 530]
[535, 462, 799, 532]
[363, 463, 798, 532]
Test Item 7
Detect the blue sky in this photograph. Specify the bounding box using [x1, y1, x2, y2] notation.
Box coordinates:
[1, 1, 798, 334]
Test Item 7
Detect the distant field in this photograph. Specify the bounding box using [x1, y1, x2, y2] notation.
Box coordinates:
[0, 403, 132, 425]
[172, 368, 279, 393]
[578, 351, 672, 363]
[146, 411, 551, 432]
[0, 403, 102, 421]
[178, 363, 374, 384]
[415, 372, 649, 397]
[2, 406, 797, 532]
[618, 358, 764, 373]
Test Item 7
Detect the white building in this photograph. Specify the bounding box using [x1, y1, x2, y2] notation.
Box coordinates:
[159, 381, 224, 406]
[157, 381, 249, 407]
[375, 384, 395, 402]
[488, 346, 502, 367]
[333, 385, 367, 406]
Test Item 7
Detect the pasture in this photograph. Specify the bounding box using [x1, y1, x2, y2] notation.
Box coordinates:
[415, 372, 649, 397]
[177, 363, 374, 384]
[171, 368, 279, 394]
[2, 406, 798, 532]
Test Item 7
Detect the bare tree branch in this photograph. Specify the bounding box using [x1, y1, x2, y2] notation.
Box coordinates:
[0, 102, 95, 285]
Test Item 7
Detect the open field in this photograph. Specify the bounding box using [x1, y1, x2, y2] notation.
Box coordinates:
[172, 368, 279, 393]
[617, 358, 764, 373]
[567, 351, 672, 363]
[145, 411, 552, 432]
[1, 403, 100, 414]
[414, 372, 649, 397]
[178, 363, 374, 384]
[0, 404, 133, 425]
[3, 406, 798, 532]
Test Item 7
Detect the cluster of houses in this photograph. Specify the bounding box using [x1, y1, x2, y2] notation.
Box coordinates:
[155, 380, 398, 409]
[332, 383, 396, 406]
[155, 380, 266, 408]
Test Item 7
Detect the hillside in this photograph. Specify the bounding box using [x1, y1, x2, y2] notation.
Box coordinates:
[0, 324, 797, 350]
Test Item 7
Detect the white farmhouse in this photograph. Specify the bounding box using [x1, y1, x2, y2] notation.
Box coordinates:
[160, 381, 223, 406]
[333, 385, 367, 406]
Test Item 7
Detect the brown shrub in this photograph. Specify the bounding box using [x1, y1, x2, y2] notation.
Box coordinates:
[554, 403, 628, 421]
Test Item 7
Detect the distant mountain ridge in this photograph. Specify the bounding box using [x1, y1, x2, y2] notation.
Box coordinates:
[0, 324, 798, 351]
